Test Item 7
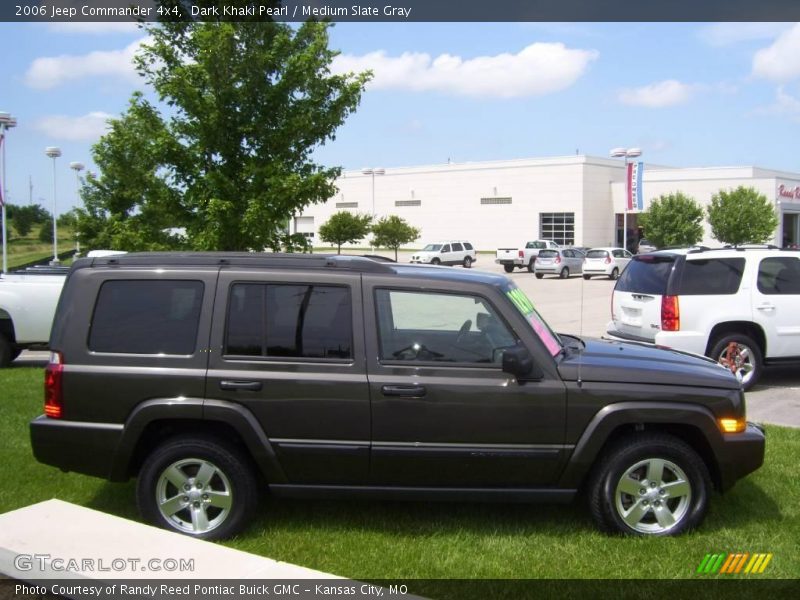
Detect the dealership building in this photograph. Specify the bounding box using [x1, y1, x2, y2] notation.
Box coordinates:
[291, 155, 800, 252]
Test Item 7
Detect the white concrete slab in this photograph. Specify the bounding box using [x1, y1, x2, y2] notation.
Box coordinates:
[0, 499, 339, 580]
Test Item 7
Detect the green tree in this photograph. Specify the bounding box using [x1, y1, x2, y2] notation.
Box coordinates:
[638, 192, 704, 249]
[318, 211, 372, 254]
[12, 204, 49, 237]
[370, 215, 420, 261]
[79, 9, 370, 252]
[38, 219, 54, 244]
[707, 186, 779, 246]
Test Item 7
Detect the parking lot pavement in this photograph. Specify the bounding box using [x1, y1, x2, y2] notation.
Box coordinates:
[15, 251, 799, 427]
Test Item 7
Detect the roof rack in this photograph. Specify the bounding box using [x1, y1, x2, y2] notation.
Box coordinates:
[82, 252, 397, 273]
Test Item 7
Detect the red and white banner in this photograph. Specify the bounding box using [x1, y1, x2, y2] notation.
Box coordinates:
[626, 161, 644, 211]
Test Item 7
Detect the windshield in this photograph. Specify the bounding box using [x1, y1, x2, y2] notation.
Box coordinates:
[504, 284, 562, 357]
[586, 250, 609, 259]
[526, 241, 546, 249]
[422, 244, 442, 252]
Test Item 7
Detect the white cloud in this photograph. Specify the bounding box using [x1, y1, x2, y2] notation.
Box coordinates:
[331, 43, 598, 98]
[753, 87, 800, 122]
[24, 38, 147, 90]
[752, 23, 800, 82]
[699, 23, 791, 47]
[617, 80, 698, 108]
[34, 112, 113, 141]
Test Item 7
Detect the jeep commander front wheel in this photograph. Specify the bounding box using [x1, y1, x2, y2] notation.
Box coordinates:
[137, 436, 258, 540]
[588, 433, 711, 536]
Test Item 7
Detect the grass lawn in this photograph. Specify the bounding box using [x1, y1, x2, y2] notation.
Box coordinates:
[3, 225, 75, 269]
[2, 366, 798, 582]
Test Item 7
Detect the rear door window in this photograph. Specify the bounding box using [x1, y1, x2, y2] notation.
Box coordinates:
[615, 255, 677, 294]
[679, 258, 745, 295]
[451, 243, 464, 252]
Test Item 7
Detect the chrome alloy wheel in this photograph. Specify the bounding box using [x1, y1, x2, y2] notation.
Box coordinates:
[717, 341, 756, 387]
[155, 458, 233, 535]
[614, 458, 692, 534]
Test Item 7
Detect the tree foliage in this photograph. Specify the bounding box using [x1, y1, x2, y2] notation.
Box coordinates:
[318, 211, 372, 253]
[10, 204, 49, 237]
[706, 186, 779, 246]
[38, 219, 54, 243]
[638, 192, 704, 249]
[78, 10, 370, 252]
[370, 215, 420, 261]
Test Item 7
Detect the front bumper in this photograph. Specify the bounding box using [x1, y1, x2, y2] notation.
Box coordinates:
[717, 422, 766, 492]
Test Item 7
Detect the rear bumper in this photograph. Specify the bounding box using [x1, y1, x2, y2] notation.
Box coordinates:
[717, 422, 766, 492]
[495, 259, 522, 266]
[30, 415, 124, 480]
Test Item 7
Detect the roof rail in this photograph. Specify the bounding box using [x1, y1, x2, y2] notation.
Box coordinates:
[85, 252, 397, 273]
[722, 244, 780, 250]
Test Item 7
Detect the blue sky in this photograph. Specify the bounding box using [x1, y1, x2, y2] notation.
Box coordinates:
[2, 21, 800, 214]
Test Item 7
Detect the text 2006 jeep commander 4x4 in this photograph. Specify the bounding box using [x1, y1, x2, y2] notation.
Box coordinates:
[31, 253, 765, 539]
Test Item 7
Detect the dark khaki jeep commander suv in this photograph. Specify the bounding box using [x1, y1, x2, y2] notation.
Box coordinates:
[31, 253, 765, 539]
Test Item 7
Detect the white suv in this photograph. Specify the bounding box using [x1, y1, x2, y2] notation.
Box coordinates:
[607, 247, 800, 389]
[410, 241, 477, 268]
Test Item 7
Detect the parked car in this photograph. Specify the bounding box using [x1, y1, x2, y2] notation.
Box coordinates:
[495, 240, 560, 273]
[637, 239, 657, 254]
[0, 267, 68, 366]
[31, 252, 764, 540]
[607, 246, 800, 390]
[411, 240, 477, 267]
[533, 248, 585, 279]
[583, 247, 633, 280]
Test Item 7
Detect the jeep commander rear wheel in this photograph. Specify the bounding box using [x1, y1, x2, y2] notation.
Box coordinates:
[588, 433, 710, 536]
[137, 436, 258, 540]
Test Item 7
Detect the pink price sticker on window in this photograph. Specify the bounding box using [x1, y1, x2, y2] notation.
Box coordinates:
[505, 288, 561, 357]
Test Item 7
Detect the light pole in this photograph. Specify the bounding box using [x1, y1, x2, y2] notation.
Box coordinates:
[0, 112, 17, 274]
[610, 147, 642, 253]
[45, 146, 62, 265]
[361, 167, 385, 221]
[70, 161, 85, 256]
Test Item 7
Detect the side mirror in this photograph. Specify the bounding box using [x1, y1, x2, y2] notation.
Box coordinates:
[502, 345, 543, 381]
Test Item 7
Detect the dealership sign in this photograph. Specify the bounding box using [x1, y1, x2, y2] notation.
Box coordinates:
[778, 184, 800, 200]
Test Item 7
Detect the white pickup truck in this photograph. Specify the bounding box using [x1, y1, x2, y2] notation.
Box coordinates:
[0, 267, 67, 366]
[495, 240, 561, 273]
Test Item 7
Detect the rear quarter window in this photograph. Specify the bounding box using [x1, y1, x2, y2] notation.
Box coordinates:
[89, 280, 204, 355]
[615, 256, 676, 294]
[679, 258, 745, 295]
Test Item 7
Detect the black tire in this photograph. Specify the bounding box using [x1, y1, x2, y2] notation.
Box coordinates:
[609, 268, 619, 280]
[535, 273, 544, 279]
[583, 274, 591, 280]
[560, 267, 570, 279]
[463, 256, 473, 268]
[588, 433, 711, 536]
[503, 264, 514, 273]
[708, 333, 763, 391]
[0, 335, 14, 368]
[431, 258, 441, 266]
[527, 259, 535, 273]
[137, 436, 259, 540]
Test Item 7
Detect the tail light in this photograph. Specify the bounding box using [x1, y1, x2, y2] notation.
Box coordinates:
[44, 351, 64, 419]
[661, 296, 680, 331]
[518, 250, 524, 259]
[604, 255, 612, 264]
[555, 256, 561, 264]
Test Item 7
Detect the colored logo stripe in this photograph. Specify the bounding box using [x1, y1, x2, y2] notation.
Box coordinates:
[696, 553, 772, 574]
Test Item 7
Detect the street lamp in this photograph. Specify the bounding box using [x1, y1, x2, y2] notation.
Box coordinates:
[45, 146, 62, 265]
[0, 111, 17, 274]
[361, 167, 385, 220]
[610, 147, 642, 253]
[70, 161, 85, 256]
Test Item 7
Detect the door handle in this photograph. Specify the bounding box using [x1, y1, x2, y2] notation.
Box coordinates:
[219, 380, 263, 391]
[756, 303, 776, 312]
[381, 385, 427, 398]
